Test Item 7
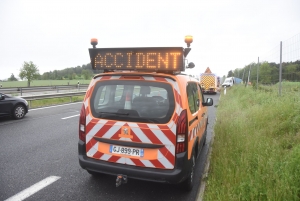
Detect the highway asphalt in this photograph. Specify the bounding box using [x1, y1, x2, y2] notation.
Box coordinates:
[0, 94, 219, 201]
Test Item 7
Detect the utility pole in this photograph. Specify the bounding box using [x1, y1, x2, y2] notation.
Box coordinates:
[246, 64, 252, 87]
[257, 57, 259, 89]
[242, 68, 245, 84]
[279, 41, 282, 96]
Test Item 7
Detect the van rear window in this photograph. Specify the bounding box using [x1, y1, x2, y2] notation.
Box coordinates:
[90, 80, 175, 124]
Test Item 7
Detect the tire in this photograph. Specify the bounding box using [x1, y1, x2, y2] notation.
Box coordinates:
[181, 153, 196, 191]
[203, 119, 208, 145]
[13, 104, 26, 119]
[202, 129, 207, 145]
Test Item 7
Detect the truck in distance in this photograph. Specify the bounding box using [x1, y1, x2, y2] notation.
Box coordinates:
[199, 67, 219, 94]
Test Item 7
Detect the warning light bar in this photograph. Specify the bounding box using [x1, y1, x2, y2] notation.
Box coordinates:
[89, 35, 193, 72]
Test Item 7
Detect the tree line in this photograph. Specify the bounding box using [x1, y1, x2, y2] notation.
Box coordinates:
[38, 63, 103, 81]
[226, 60, 300, 84]
[5, 60, 300, 87]
[6, 62, 103, 87]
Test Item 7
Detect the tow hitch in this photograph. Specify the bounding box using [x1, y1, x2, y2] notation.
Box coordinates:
[116, 174, 127, 187]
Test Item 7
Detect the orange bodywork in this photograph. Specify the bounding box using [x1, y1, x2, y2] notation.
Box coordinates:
[84, 71, 208, 166]
[168, 74, 208, 160]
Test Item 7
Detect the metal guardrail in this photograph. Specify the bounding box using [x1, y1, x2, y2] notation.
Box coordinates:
[21, 91, 86, 107]
[0, 84, 89, 96]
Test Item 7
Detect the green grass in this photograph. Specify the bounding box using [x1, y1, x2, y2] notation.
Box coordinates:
[204, 85, 300, 201]
[254, 81, 300, 94]
[29, 96, 84, 108]
[0, 80, 91, 87]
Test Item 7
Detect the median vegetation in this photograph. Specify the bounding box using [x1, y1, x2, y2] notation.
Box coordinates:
[29, 96, 84, 108]
[204, 84, 300, 201]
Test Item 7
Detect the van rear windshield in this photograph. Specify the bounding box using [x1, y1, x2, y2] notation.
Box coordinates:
[90, 80, 175, 124]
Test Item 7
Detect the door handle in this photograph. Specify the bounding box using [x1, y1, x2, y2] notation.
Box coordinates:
[202, 113, 205, 117]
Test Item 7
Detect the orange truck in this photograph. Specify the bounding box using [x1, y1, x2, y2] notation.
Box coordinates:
[199, 67, 219, 94]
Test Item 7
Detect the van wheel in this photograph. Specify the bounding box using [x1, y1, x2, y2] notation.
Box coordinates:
[182, 153, 195, 191]
[203, 129, 207, 145]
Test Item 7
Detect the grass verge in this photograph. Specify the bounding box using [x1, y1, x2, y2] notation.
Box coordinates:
[29, 96, 84, 108]
[204, 85, 300, 201]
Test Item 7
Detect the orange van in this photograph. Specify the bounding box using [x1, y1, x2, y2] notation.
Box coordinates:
[78, 36, 213, 191]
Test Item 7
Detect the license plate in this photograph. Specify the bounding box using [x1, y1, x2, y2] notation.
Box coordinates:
[109, 145, 144, 157]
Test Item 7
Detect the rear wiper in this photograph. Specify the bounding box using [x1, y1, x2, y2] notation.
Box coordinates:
[98, 112, 129, 116]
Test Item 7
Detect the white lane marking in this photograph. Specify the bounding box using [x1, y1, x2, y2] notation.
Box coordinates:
[61, 114, 80, 119]
[4, 176, 60, 201]
[29, 102, 82, 111]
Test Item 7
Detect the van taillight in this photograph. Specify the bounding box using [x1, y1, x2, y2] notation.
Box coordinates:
[176, 109, 188, 154]
[79, 104, 86, 143]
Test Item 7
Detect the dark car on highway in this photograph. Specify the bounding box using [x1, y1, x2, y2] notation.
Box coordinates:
[0, 92, 29, 119]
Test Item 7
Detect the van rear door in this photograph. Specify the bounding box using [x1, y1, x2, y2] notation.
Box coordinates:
[84, 75, 182, 170]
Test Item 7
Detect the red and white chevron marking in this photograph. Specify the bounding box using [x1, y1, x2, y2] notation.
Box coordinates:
[83, 75, 183, 169]
[188, 113, 208, 141]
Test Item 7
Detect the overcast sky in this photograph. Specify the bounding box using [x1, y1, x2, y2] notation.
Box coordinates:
[1, 0, 300, 80]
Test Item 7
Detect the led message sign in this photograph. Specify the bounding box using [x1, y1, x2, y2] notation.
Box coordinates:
[89, 47, 184, 71]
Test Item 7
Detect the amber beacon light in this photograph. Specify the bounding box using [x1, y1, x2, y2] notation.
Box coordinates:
[183, 35, 193, 57]
[184, 35, 193, 47]
[91, 38, 98, 48]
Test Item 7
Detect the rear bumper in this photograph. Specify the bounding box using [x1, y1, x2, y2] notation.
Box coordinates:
[78, 140, 190, 184]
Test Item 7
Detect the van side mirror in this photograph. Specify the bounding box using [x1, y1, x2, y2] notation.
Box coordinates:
[202, 98, 213, 106]
[186, 62, 195, 69]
